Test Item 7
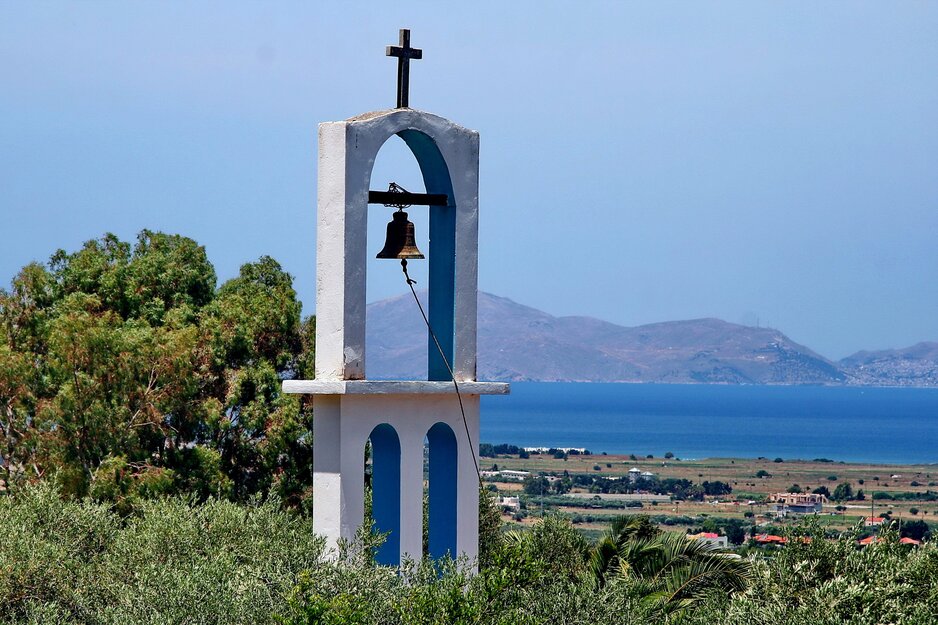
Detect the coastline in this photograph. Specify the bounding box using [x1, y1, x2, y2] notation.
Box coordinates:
[481, 382, 938, 465]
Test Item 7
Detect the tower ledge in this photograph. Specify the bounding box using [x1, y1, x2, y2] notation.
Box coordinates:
[283, 379, 509, 396]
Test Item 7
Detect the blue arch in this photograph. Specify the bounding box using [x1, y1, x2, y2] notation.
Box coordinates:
[426, 421, 458, 559]
[398, 129, 456, 382]
[368, 423, 401, 566]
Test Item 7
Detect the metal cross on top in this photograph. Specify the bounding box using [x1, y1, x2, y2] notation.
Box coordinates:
[386, 28, 422, 108]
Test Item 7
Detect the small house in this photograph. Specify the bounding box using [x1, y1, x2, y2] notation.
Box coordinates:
[688, 532, 728, 548]
[768, 492, 827, 515]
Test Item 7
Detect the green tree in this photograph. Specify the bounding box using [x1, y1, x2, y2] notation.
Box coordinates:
[900, 519, 930, 542]
[0, 232, 313, 510]
[832, 482, 855, 501]
[0, 325, 36, 478]
[726, 525, 745, 545]
[523, 475, 551, 496]
[199, 256, 306, 502]
[41, 296, 201, 495]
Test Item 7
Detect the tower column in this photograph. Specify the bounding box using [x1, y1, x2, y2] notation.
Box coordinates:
[398, 420, 427, 564]
[454, 396, 481, 561]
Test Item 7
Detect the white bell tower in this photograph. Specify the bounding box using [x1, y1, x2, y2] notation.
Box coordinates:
[283, 29, 509, 566]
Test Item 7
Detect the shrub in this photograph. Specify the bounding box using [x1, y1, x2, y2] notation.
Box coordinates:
[6, 486, 938, 625]
[0, 483, 324, 623]
[688, 520, 938, 625]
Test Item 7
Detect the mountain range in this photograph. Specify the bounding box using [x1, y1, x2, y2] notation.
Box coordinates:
[366, 291, 938, 386]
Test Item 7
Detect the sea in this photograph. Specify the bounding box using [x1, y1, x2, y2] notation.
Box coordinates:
[479, 382, 938, 465]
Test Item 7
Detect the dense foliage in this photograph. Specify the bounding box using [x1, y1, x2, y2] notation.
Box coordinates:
[0, 231, 314, 511]
[518, 471, 732, 501]
[0, 484, 323, 623]
[1, 487, 936, 624]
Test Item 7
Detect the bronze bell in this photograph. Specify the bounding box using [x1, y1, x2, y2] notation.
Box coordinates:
[376, 210, 425, 259]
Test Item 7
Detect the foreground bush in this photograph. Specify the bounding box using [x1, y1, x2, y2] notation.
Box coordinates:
[277, 524, 654, 625]
[684, 523, 938, 625]
[279, 516, 938, 625]
[0, 484, 324, 624]
[2, 488, 937, 624]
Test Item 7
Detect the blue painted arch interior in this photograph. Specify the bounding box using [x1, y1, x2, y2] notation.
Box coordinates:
[398, 130, 456, 382]
[368, 423, 401, 566]
[426, 421, 458, 559]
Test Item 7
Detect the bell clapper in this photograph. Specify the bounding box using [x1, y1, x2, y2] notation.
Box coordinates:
[401, 259, 417, 285]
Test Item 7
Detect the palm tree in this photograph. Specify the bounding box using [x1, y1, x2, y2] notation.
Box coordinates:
[589, 515, 660, 585]
[590, 515, 752, 612]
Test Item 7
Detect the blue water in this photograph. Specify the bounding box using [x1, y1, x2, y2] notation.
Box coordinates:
[480, 383, 938, 464]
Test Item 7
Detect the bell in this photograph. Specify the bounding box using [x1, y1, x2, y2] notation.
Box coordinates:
[376, 210, 425, 259]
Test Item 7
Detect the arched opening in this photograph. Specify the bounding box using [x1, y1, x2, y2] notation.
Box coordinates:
[366, 423, 401, 566]
[362, 126, 457, 383]
[425, 421, 458, 559]
[366, 136, 429, 381]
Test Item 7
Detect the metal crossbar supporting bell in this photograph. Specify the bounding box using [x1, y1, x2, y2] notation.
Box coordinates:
[376, 210, 425, 259]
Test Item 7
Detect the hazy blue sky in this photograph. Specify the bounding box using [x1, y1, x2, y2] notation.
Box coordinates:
[1, 2, 936, 359]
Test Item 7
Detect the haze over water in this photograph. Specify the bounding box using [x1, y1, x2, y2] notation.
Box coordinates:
[480, 383, 938, 465]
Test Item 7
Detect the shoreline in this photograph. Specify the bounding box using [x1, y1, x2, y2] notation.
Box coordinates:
[481, 383, 938, 466]
[487, 379, 938, 390]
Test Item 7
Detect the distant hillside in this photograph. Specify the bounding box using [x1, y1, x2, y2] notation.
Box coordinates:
[366, 292, 853, 384]
[840, 342, 938, 387]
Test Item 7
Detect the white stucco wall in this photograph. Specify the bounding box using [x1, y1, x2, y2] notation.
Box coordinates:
[310, 393, 481, 564]
[314, 108, 480, 381]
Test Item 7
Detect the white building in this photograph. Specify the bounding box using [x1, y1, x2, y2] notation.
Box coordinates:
[499, 470, 531, 481]
[498, 496, 520, 511]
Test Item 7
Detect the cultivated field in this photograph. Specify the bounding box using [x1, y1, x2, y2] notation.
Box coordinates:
[485, 451, 938, 533]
